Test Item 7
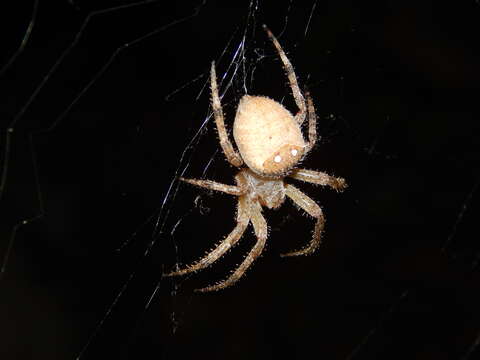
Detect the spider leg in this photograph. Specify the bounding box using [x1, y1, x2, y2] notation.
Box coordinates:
[196, 199, 267, 292]
[281, 184, 324, 257]
[289, 169, 347, 192]
[304, 91, 318, 153]
[263, 25, 306, 125]
[163, 196, 250, 277]
[210, 61, 244, 167]
[180, 177, 245, 196]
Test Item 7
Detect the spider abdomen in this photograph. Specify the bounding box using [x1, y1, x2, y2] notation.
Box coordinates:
[233, 95, 306, 176]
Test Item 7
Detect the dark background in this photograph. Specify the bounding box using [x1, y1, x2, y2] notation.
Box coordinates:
[1, 0, 480, 359]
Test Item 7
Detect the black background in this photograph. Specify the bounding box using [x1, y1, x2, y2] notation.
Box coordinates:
[1, 0, 480, 359]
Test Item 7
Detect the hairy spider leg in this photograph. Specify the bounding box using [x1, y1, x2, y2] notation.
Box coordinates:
[210, 61, 243, 167]
[281, 184, 325, 257]
[164, 196, 249, 278]
[179, 177, 245, 196]
[197, 199, 267, 292]
[263, 24, 306, 126]
[289, 169, 347, 192]
[304, 91, 318, 153]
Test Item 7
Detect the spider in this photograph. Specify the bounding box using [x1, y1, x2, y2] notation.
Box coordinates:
[164, 25, 347, 292]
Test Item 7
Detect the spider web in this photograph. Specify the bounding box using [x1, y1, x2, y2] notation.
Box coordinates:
[1, 1, 480, 359]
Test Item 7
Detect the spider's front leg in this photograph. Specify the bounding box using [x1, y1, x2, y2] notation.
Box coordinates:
[290, 169, 347, 192]
[281, 184, 324, 257]
[163, 196, 250, 278]
[197, 199, 267, 292]
[179, 177, 245, 196]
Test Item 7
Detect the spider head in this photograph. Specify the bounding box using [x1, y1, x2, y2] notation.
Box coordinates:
[260, 143, 305, 175]
[233, 95, 307, 177]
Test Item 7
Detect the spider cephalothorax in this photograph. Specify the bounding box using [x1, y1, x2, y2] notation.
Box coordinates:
[164, 25, 347, 292]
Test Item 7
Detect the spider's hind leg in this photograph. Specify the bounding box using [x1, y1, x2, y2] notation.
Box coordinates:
[304, 91, 318, 153]
[210, 62, 244, 167]
[263, 25, 306, 125]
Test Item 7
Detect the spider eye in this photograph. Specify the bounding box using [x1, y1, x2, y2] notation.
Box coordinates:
[291, 149, 298, 156]
[274, 155, 282, 163]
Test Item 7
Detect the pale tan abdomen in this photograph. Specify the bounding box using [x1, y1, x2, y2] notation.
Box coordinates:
[233, 96, 306, 176]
